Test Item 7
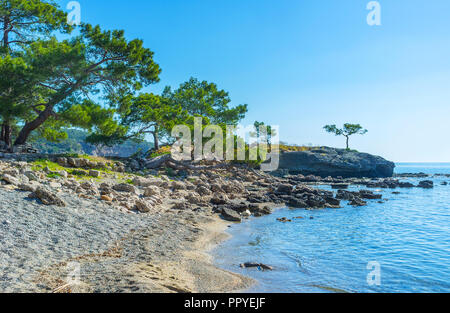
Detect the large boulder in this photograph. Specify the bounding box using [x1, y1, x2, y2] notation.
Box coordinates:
[221, 208, 242, 222]
[275, 147, 395, 178]
[32, 187, 66, 207]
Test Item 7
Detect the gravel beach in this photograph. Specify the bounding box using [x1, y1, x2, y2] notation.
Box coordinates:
[0, 186, 252, 293]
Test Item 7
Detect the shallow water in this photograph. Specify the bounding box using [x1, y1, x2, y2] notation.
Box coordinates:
[213, 163, 450, 293]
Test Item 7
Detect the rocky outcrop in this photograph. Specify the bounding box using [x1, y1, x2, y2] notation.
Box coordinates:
[418, 180, 434, 189]
[31, 187, 66, 207]
[274, 147, 395, 178]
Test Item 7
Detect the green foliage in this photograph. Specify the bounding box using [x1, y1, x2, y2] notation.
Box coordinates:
[115, 77, 248, 154]
[120, 92, 186, 150]
[324, 123, 368, 149]
[167, 77, 248, 126]
[1, 1, 252, 154]
[0, 0, 71, 54]
[1, 0, 162, 146]
[252, 121, 276, 147]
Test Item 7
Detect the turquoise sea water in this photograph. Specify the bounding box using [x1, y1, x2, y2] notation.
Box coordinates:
[213, 163, 450, 293]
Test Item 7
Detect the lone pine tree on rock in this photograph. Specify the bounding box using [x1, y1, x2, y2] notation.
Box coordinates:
[324, 123, 368, 150]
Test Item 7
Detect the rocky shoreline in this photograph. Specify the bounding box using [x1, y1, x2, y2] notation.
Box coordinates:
[0, 154, 446, 292]
[274, 147, 396, 178]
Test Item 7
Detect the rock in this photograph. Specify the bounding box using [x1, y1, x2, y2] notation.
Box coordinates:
[67, 157, 77, 167]
[59, 170, 68, 178]
[287, 197, 308, 208]
[101, 195, 113, 202]
[171, 181, 186, 190]
[336, 190, 356, 200]
[331, 184, 349, 190]
[398, 182, 415, 188]
[275, 147, 395, 178]
[172, 202, 188, 210]
[89, 170, 100, 178]
[251, 205, 272, 216]
[18, 183, 36, 192]
[349, 198, 367, 207]
[56, 157, 68, 167]
[185, 193, 205, 205]
[210, 183, 224, 193]
[276, 184, 293, 195]
[12, 144, 38, 154]
[418, 180, 434, 189]
[71, 169, 88, 176]
[24, 171, 38, 181]
[143, 186, 161, 197]
[113, 183, 137, 193]
[49, 181, 62, 189]
[324, 196, 341, 207]
[129, 159, 140, 170]
[85, 160, 97, 169]
[221, 208, 242, 222]
[211, 194, 228, 205]
[32, 187, 66, 206]
[396, 172, 429, 178]
[3, 168, 19, 176]
[441, 182, 448, 186]
[305, 194, 326, 208]
[132, 176, 162, 187]
[2, 174, 20, 186]
[277, 217, 292, 223]
[359, 190, 382, 200]
[135, 199, 151, 213]
[197, 185, 212, 196]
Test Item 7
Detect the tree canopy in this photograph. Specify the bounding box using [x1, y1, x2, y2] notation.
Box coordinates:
[0, 0, 161, 150]
[0, 0, 72, 147]
[115, 78, 248, 153]
[324, 123, 368, 150]
[0, 1, 249, 155]
[167, 77, 248, 127]
[119, 91, 186, 150]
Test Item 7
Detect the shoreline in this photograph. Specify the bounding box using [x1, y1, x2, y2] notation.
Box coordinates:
[1, 156, 446, 293]
[174, 215, 255, 293]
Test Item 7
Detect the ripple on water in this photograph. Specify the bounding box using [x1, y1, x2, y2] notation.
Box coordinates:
[214, 168, 450, 293]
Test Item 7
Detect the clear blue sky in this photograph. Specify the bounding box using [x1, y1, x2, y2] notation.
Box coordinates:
[58, 0, 450, 162]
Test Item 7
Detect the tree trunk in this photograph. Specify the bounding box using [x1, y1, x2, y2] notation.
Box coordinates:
[4, 124, 11, 148]
[346, 136, 349, 150]
[153, 131, 159, 151]
[2, 16, 10, 50]
[14, 106, 53, 146]
[1, 122, 12, 149]
[153, 127, 159, 151]
[1, 124, 5, 142]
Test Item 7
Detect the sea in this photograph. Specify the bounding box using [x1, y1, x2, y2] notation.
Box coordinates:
[213, 163, 450, 293]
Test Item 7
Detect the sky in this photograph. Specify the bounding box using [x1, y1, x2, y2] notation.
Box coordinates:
[57, 0, 450, 162]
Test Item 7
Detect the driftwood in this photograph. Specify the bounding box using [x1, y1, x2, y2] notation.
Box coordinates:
[240, 262, 273, 271]
[144, 154, 232, 171]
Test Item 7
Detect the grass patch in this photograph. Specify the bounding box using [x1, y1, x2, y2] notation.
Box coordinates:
[31, 159, 67, 172]
[46, 172, 62, 179]
[61, 153, 113, 164]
